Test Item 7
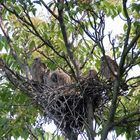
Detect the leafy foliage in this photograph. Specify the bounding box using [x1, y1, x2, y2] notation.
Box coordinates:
[0, 0, 140, 140]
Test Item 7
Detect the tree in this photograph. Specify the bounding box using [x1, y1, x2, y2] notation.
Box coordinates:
[0, 0, 140, 139]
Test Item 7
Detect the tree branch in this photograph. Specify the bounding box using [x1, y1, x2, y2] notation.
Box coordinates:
[101, 80, 120, 140]
[0, 14, 31, 79]
[1, 3, 77, 79]
[112, 111, 140, 128]
[57, 1, 80, 81]
[40, 0, 58, 20]
[119, 0, 132, 75]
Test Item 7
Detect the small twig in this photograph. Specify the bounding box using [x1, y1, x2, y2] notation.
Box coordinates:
[112, 111, 140, 128]
[126, 75, 140, 83]
[40, 0, 58, 20]
[118, 99, 127, 115]
[26, 124, 39, 140]
[80, 44, 97, 70]
[108, 32, 117, 61]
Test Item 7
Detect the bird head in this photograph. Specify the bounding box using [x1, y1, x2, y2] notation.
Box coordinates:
[34, 57, 41, 62]
[101, 55, 112, 62]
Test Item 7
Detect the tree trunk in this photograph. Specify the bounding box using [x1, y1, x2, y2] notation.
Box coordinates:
[86, 97, 95, 140]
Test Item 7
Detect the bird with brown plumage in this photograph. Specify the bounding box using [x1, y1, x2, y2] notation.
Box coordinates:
[31, 57, 47, 84]
[100, 55, 128, 91]
[86, 69, 99, 81]
[100, 55, 118, 81]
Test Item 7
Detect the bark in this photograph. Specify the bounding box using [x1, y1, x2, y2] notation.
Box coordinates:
[101, 80, 120, 140]
[86, 97, 95, 140]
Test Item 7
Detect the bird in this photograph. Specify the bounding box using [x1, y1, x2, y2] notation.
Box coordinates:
[100, 55, 128, 91]
[50, 68, 71, 87]
[100, 55, 118, 81]
[31, 57, 47, 83]
[43, 70, 57, 88]
[43, 68, 71, 88]
[86, 69, 99, 81]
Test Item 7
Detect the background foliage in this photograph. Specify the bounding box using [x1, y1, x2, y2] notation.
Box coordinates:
[0, 0, 140, 139]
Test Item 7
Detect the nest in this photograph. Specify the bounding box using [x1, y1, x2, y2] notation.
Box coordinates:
[0, 62, 126, 137]
[37, 77, 113, 136]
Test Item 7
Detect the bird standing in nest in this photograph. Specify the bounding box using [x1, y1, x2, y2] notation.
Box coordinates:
[50, 68, 71, 87]
[86, 69, 99, 81]
[43, 68, 71, 88]
[31, 57, 47, 84]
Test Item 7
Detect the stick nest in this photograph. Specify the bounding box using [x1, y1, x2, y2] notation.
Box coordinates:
[0, 62, 126, 136]
[37, 77, 113, 135]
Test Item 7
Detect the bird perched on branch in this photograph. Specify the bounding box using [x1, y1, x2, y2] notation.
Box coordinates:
[100, 55, 128, 91]
[100, 55, 118, 81]
[31, 58, 47, 83]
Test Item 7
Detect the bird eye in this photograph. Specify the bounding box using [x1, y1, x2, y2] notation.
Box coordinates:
[101, 57, 104, 61]
[34, 58, 40, 61]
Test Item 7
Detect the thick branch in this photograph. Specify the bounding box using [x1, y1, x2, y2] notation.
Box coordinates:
[101, 2, 132, 139]
[119, 0, 131, 75]
[123, 0, 131, 49]
[126, 31, 140, 55]
[101, 80, 120, 140]
[57, 1, 80, 80]
[101, 1, 140, 139]
[86, 97, 95, 140]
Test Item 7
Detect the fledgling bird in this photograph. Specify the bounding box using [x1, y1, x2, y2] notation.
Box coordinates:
[50, 68, 71, 87]
[31, 58, 47, 83]
[43, 68, 71, 88]
[43, 70, 56, 88]
[100, 55, 128, 91]
[86, 69, 99, 81]
[100, 55, 118, 81]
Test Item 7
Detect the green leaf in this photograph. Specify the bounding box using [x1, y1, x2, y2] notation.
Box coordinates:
[132, 3, 140, 13]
